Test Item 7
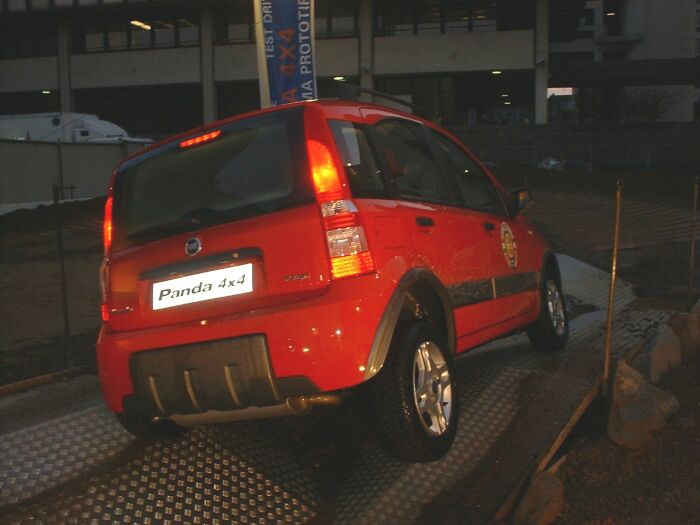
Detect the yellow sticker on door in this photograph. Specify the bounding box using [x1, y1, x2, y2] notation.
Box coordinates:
[501, 223, 518, 269]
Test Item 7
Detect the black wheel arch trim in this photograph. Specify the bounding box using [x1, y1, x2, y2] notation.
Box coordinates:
[541, 249, 562, 286]
[363, 268, 456, 381]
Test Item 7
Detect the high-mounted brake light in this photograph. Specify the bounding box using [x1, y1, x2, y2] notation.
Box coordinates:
[307, 138, 374, 280]
[103, 195, 113, 254]
[179, 129, 222, 149]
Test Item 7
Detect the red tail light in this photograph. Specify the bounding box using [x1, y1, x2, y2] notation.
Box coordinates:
[307, 139, 374, 280]
[100, 304, 110, 323]
[307, 139, 344, 201]
[103, 195, 113, 255]
[179, 129, 221, 149]
[99, 258, 109, 323]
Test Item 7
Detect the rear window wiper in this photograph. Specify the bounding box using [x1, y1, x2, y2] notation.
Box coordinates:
[126, 208, 225, 239]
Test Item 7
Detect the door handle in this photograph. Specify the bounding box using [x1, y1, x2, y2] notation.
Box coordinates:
[416, 216, 435, 227]
[483, 222, 495, 232]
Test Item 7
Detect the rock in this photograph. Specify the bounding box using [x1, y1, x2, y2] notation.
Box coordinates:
[691, 299, 700, 314]
[678, 416, 695, 428]
[607, 360, 679, 449]
[668, 313, 700, 358]
[624, 340, 645, 365]
[513, 471, 564, 525]
[631, 325, 682, 382]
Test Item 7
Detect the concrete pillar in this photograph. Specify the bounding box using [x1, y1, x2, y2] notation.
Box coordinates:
[592, 0, 604, 60]
[534, 0, 549, 124]
[57, 19, 74, 113]
[200, 8, 217, 123]
[358, 0, 374, 99]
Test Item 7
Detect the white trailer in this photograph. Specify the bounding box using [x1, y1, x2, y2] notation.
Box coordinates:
[0, 112, 152, 144]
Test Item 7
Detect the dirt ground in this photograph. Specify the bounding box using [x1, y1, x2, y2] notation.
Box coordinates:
[0, 199, 103, 384]
[523, 188, 700, 524]
[556, 353, 700, 525]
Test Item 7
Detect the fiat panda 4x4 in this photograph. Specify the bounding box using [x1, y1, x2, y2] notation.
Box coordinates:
[98, 100, 568, 462]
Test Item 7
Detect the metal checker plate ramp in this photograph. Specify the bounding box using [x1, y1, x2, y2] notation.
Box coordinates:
[0, 257, 669, 525]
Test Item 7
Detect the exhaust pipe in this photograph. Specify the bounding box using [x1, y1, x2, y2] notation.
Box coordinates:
[167, 393, 342, 427]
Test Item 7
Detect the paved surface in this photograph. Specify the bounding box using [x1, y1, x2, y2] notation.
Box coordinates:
[0, 255, 670, 525]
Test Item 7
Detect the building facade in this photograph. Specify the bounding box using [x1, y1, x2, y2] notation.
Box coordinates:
[0, 0, 698, 138]
[0, 0, 549, 137]
[549, 0, 700, 122]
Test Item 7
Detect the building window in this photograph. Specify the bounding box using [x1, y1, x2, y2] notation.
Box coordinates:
[0, 16, 58, 58]
[76, 10, 200, 53]
[315, 0, 358, 39]
[376, 71, 534, 125]
[107, 21, 128, 51]
[416, 2, 442, 35]
[178, 17, 200, 46]
[7, 0, 27, 11]
[375, 0, 534, 36]
[153, 18, 175, 47]
[31, 0, 52, 10]
[217, 0, 357, 45]
[471, 1, 497, 31]
[130, 19, 151, 49]
[74, 84, 203, 137]
[85, 23, 105, 52]
[217, 0, 255, 44]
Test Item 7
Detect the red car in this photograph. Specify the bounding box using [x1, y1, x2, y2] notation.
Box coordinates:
[98, 100, 568, 462]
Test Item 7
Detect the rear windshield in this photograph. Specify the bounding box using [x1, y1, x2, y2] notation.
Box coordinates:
[112, 107, 311, 250]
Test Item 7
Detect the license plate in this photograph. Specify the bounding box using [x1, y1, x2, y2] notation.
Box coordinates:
[152, 263, 253, 311]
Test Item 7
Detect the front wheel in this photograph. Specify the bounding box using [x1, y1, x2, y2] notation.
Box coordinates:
[371, 321, 459, 463]
[527, 271, 569, 352]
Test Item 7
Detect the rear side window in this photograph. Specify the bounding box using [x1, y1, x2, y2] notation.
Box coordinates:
[431, 130, 505, 215]
[112, 107, 311, 250]
[373, 119, 452, 204]
[328, 120, 386, 197]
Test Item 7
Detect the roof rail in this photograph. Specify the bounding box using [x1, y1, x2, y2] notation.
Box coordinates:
[334, 81, 439, 123]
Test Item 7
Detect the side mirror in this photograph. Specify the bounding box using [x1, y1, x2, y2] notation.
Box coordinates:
[509, 188, 533, 215]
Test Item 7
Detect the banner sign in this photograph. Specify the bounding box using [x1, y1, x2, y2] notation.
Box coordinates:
[254, 0, 317, 107]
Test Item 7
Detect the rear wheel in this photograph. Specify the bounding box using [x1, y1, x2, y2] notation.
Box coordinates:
[527, 270, 569, 352]
[371, 321, 459, 462]
[116, 412, 185, 439]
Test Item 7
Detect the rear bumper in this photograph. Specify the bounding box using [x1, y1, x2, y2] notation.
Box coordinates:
[122, 334, 319, 418]
[98, 271, 397, 414]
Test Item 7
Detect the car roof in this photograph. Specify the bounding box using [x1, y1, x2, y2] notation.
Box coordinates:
[117, 99, 425, 167]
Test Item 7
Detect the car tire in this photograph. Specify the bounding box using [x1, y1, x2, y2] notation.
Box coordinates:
[371, 321, 459, 463]
[116, 412, 185, 439]
[527, 269, 569, 352]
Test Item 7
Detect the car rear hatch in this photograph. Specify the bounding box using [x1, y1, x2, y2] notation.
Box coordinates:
[104, 106, 332, 332]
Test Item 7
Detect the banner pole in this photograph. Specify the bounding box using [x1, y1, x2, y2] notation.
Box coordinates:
[253, 0, 272, 108]
[603, 180, 623, 398]
[688, 175, 699, 311]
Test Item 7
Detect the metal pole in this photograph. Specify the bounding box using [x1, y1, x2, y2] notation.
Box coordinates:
[57, 141, 65, 199]
[688, 176, 699, 311]
[53, 185, 72, 368]
[603, 180, 623, 398]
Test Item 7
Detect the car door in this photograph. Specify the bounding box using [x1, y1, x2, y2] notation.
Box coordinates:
[365, 112, 504, 341]
[429, 129, 539, 329]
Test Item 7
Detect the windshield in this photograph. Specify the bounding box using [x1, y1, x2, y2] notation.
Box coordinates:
[112, 107, 311, 250]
